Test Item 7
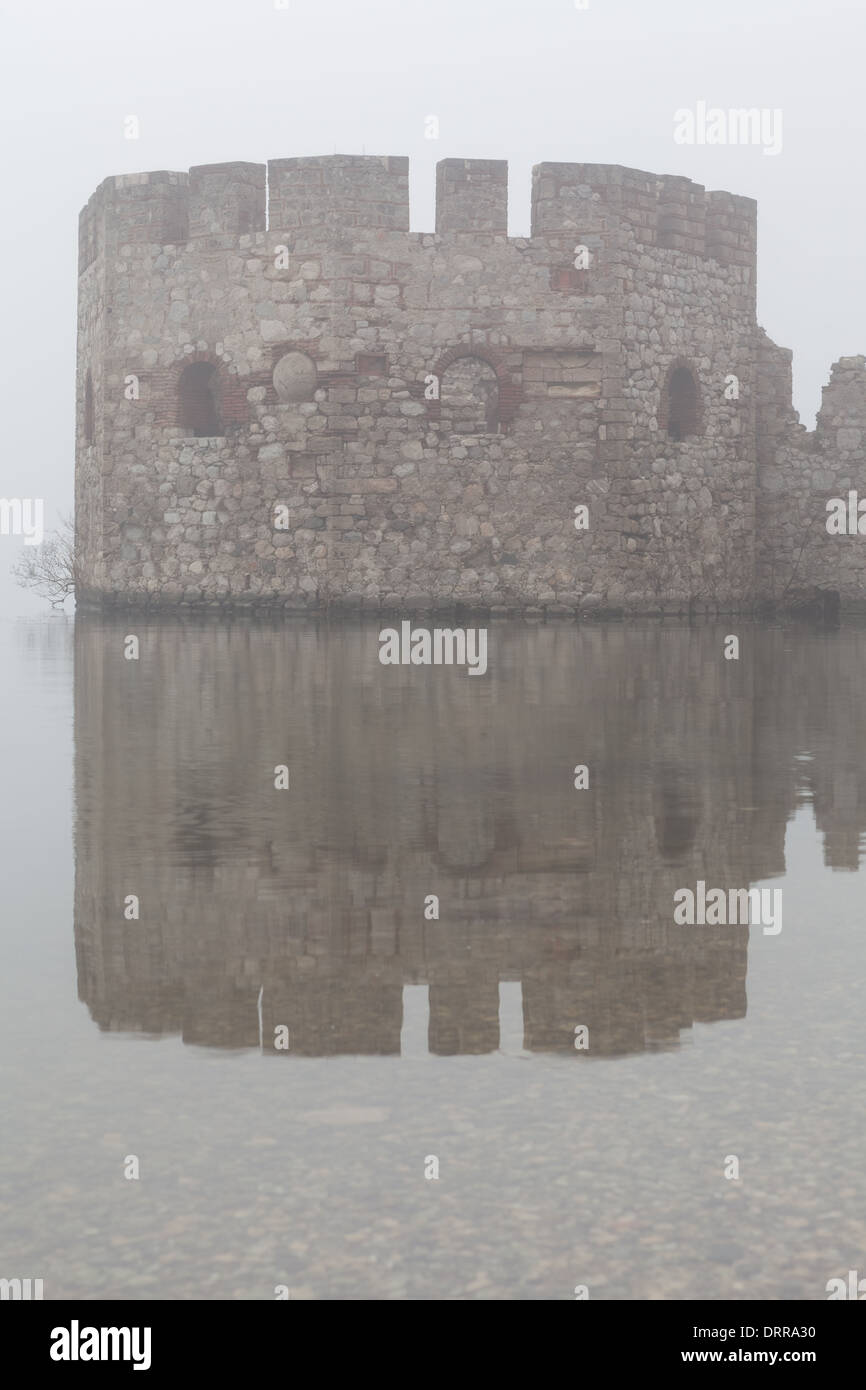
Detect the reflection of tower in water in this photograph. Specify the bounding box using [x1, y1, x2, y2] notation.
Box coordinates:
[69, 619, 805, 1060]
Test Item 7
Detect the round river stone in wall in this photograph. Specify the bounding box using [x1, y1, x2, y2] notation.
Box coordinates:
[272, 351, 317, 402]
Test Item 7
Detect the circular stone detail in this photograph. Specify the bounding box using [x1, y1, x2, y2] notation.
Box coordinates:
[272, 351, 317, 402]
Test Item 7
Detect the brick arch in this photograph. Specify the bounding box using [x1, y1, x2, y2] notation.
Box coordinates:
[175, 351, 248, 435]
[426, 345, 520, 430]
[659, 356, 703, 441]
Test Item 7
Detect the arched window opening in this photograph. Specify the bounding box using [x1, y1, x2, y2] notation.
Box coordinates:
[440, 356, 499, 435]
[84, 370, 94, 445]
[666, 366, 700, 441]
[179, 362, 223, 437]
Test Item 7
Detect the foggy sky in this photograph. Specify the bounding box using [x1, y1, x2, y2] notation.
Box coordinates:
[1, 0, 863, 614]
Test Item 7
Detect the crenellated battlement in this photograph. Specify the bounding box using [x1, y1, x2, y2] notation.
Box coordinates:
[267, 154, 409, 233]
[189, 161, 266, 241]
[79, 170, 190, 274]
[78, 154, 756, 272]
[435, 159, 508, 234]
[530, 162, 756, 268]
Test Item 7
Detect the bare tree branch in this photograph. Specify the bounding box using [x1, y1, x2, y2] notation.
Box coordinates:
[11, 512, 78, 607]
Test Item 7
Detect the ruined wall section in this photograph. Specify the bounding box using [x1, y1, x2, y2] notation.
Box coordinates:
[757, 349, 866, 607]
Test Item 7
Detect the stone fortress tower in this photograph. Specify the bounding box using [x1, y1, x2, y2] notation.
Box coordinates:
[75, 155, 866, 613]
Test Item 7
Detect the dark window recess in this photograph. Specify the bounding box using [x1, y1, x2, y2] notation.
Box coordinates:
[667, 366, 700, 440]
[179, 362, 223, 437]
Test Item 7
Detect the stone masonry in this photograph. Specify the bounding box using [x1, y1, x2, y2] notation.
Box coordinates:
[75, 155, 866, 613]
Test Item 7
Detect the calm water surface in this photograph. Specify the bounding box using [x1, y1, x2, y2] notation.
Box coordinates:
[1, 615, 864, 1299]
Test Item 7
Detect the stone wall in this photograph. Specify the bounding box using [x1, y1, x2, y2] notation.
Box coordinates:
[74, 155, 866, 613]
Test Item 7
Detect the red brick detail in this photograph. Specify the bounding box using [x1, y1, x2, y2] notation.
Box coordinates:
[356, 352, 388, 376]
[550, 266, 590, 292]
[268, 341, 321, 366]
[221, 379, 248, 426]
